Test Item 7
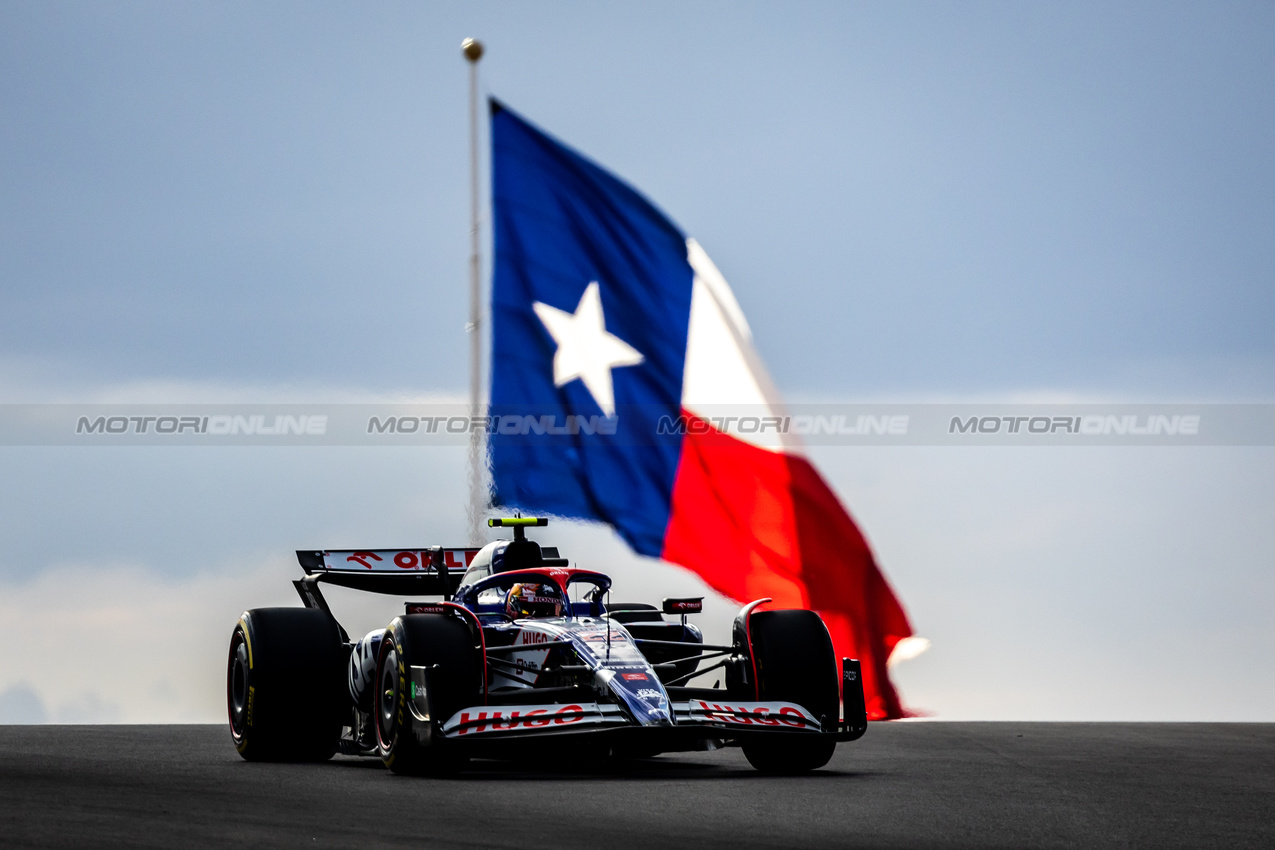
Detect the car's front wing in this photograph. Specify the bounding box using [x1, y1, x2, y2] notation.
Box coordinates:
[440, 699, 834, 740]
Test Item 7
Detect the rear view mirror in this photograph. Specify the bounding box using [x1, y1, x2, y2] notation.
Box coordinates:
[662, 597, 703, 615]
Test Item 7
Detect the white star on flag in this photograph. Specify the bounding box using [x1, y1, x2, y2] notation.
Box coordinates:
[533, 281, 645, 417]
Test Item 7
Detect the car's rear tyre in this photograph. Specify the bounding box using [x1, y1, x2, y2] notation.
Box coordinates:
[738, 609, 839, 774]
[227, 607, 347, 762]
[375, 614, 483, 776]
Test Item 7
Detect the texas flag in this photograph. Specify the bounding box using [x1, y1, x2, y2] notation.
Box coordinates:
[489, 100, 914, 719]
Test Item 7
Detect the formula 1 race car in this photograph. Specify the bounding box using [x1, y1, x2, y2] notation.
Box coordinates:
[227, 517, 867, 774]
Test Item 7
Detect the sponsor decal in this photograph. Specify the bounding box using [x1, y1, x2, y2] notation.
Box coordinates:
[690, 700, 816, 729]
[511, 583, 559, 605]
[488, 628, 557, 688]
[323, 549, 478, 573]
[405, 603, 447, 615]
[451, 703, 586, 736]
[621, 672, 648, 681]
[347, 551, 383, 569]
[635, 689, 663, 700]
[444, 549, 478, 571]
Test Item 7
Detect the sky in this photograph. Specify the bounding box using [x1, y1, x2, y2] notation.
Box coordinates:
[0, 2, 1272, 723]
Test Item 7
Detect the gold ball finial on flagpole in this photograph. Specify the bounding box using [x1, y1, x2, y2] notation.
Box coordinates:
[461, 38, 484, 62]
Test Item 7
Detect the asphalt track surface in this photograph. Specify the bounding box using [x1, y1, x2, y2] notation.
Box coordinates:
[1, 724, 1272, 849]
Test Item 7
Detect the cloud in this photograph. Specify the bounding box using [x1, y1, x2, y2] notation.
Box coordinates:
[53, 692, 122, 724]
[0, 355, 467, 404]
[0, 683, 48, 724]
[0, 559, 284, 723]
[812, 444, 1275, 721]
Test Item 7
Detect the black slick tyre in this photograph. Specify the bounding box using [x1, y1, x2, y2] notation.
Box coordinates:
[375, 613, 483, 776]
[227, 607, 347, 761]
[739, 609, 839, 773]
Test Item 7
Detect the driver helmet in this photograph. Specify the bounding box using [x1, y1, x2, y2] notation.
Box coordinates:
[505, 581, 564, 619]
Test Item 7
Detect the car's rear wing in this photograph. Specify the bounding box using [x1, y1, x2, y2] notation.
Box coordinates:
[293, 548, 483, 620]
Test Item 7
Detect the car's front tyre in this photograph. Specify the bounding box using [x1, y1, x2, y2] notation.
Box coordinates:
[375, 613, 483, 776]
[737, 609, 839, 774]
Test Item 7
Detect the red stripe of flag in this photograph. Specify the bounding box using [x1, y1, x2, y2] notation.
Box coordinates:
[662, 413, 912, 720]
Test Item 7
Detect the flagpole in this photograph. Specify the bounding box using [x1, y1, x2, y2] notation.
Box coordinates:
[462, 37, 485, 544]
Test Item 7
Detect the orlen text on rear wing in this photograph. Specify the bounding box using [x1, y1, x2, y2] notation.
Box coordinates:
[292, 547, 481, 620]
